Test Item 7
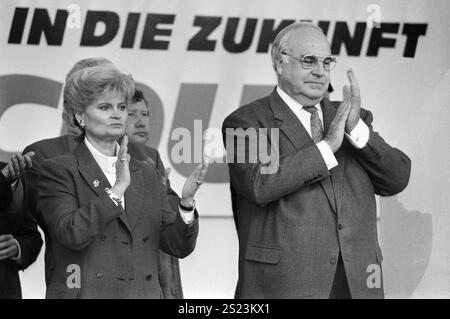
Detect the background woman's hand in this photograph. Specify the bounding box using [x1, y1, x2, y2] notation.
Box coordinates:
[0, 234, 19, 261]
[1, 151, 35, 184]
[180, 161, 209, 206]
[111, 135, 131, 197]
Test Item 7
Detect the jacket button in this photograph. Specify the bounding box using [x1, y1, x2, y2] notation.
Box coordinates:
[146, 274, 152, 281]
[329, 258, 337, 265]
[338, 224, 343, 230]
[100, 235, 106, 241]
[96, 272, 103, 278]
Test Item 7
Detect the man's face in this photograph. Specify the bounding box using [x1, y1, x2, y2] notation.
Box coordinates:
[125, 100, 150, 145]
[277, 28, 331, 104]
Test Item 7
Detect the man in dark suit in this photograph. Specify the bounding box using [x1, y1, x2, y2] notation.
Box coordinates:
[1, 155, 42, 298]
[222, 22, 411, 298]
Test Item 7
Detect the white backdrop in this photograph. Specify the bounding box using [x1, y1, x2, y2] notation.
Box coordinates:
[1, 0, 449, 298]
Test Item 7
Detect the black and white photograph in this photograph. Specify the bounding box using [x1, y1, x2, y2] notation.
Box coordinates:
[0, 0, 448, 302]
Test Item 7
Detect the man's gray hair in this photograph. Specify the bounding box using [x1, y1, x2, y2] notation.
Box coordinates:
[270, 22, 325, 71]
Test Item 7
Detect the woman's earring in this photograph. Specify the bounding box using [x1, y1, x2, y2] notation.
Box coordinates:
[79, 120, 85, 129]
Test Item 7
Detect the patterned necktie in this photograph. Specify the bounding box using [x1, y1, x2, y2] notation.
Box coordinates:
[303, 105, 324, 143]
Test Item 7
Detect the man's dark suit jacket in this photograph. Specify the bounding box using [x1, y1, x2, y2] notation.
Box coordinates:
[23, 135, 184, 298]
[222, 89, 411, 298]
[0, 162, 43, 299]
[36, 141, 198, 298]
[1, 169, 12, 212]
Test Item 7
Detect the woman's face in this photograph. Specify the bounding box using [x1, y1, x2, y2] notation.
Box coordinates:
[125, 100, 150, 145]
[79, 90, 128, 142]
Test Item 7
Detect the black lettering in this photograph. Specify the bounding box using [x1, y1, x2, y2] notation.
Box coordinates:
[27, 8, 68, 45]
[187, 16, 221, 51]
[318, 21, 330, 36]
[140, 14, 175, 50]
[366, 23, 399, 56]
[402, 23, 427, 58]
[331, 22, 366, 56]
[223, 17, 257, 53]
[121, 13, 140, 48]
[80, 11, 119, 47]
[8, 7, 28, 44]
[256, 19, 296, 53]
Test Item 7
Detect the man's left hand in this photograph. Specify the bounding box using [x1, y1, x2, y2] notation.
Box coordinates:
[0, 234, 19, 260]
[344, 69, 361, 133]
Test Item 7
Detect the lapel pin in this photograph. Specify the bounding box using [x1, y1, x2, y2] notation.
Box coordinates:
[93, 180, 100, 187]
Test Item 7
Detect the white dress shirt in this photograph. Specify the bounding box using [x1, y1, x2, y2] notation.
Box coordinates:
[84, 137, 194, 224]
[276, 86, 369, 170]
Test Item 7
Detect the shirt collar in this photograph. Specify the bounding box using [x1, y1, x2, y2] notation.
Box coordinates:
[84, 137, 119, 175]
[276, 86, 323, 115]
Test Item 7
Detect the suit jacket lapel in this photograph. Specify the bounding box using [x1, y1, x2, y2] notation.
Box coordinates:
[321, 99, 346, 215]
[332, 146, 346, 216]
[74, 142, 132, 233]
[270, 89, 338, 214]
[124, 159, 144, 232]
[269, 89, 315, 151]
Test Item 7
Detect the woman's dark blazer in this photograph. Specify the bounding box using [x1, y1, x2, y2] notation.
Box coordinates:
[38, 142, 198, 299]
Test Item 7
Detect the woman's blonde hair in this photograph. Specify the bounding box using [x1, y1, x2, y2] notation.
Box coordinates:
[63, 65, 135, 136]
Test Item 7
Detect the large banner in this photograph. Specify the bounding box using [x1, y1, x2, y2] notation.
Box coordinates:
[1, 0, 449, 298]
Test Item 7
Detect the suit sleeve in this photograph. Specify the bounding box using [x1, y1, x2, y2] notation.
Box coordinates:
[222, 113, 330, 206]
[22, 145, 47, 229]
[38, 159, 124, 251]
[5, 177, 43, 270]
[354, 109, 411, 196]
[153, 150, 182, 213]
[158, 175, 198, 259]
[13, 208, 43, 270]
[0, 169, 12, 212]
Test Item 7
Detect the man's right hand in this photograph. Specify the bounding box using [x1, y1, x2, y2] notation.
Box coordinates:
[323, 90, 352, 153]
[1, 152, 35, 184]
[111, 135, 131, 197]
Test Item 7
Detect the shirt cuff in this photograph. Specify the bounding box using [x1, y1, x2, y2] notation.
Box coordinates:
[11, 239, 22, 265]
[106, 192, 124, 209]
[10, 179, 18, 190]
[179, 207, 195, 225]
[316, 141, 338, 170]
[107, 194, 120, 206]
[345, 118, 369, 149]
